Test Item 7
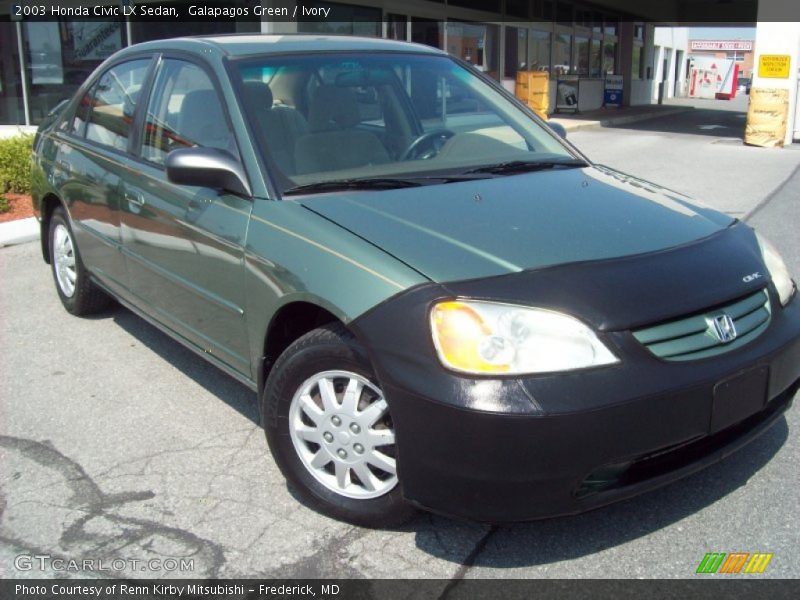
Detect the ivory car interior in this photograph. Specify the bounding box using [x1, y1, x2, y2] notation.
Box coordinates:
[32, 35, 800, 527]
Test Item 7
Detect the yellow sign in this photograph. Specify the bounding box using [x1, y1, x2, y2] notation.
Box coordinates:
[758, 55, 791, 78]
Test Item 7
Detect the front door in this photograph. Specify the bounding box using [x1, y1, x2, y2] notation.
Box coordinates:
[59, 58, 152, 295]
[119, 57, 252, 376]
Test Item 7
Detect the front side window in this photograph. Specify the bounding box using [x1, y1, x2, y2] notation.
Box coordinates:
[141, 59, 237, 166]
[83, 59, 151, 151]
[235, 52, 575, 192]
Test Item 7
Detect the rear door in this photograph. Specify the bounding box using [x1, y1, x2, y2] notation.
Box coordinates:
[56, 58, 153, 295]
[119, 56, 253, 376]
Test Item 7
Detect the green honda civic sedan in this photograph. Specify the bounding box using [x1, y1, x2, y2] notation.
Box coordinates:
[32, 35, 799, 527]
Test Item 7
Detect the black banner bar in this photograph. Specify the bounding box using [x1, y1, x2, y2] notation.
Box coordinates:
[2, 579, 799, 600]
[3, 0, 800, 23]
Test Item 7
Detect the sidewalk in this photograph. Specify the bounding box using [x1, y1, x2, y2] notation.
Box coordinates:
[549, 103, 693, 132]
[0, 217, 39, 248]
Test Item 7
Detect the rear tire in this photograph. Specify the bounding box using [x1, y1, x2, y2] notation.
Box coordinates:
[48, 206, 110, 316]
[262, 323, 415, 528]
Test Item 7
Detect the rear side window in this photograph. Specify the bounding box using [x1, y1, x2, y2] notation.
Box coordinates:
[82, 59, 151, 151]
[140, 59, 237, 166]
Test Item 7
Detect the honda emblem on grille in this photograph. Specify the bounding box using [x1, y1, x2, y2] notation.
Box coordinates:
[710, 314, 738, 343]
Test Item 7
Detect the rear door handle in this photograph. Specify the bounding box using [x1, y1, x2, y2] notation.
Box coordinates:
[125, 191, 145, 207]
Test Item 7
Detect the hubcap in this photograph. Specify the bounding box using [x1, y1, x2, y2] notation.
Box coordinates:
[288, 370, 398, 499]
[53, 224, 77, 297]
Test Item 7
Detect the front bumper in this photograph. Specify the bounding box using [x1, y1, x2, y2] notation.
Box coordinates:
[351, 283, 800, 523]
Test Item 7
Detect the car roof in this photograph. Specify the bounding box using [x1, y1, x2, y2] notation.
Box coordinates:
[120, 34, 446, 59]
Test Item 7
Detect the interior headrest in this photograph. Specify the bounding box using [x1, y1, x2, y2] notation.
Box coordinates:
[178, 90, 228, 145]
[308, 85, 361, 132]
[243, 81, 274, 111]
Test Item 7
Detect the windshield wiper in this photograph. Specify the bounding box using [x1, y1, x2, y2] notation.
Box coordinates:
[283, 174, 486, 195]
[463, 157, 588, 176]
[283, 177, 425, 195]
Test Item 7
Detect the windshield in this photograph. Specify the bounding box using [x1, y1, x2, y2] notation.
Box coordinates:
[234, 52, 576, 193]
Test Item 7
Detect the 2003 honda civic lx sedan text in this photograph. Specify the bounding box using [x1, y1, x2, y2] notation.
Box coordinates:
[32, 35, 799, 527]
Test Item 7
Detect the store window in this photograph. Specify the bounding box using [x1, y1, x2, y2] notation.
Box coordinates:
[574, 37, 589, 76]
[446, 22, 499, 80]
[632, 44, 644, 79]
[411, 18, 443, 50]
[386, 14, 407, 41]
[504, 27, 528, 78]
[23, 21, 128, 125]
[590, 39, 602, 77]
[603, 41, 617, 75]
[83, 59, 151, 152]
[634, 24, 648, 78]
[0, 22, 25, 125]
[529, 30, 551, 73]
[553, 34, 572, 76]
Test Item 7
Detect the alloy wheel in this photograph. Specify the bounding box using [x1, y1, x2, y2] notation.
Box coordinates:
[288, 370, 397, 499]
[53, 223, 77, 298]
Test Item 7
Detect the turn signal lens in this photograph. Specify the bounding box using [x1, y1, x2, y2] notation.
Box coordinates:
[430, 302, 510, 374]
[430, 300, 618, 375]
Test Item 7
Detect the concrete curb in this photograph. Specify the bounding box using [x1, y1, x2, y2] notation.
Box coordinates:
[0, 217, 40, 248]
[552, 107, 693, 132]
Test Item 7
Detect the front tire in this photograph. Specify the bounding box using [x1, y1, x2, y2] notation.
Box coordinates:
[262, 324, 415, 527]
[48, 206, 110, 316]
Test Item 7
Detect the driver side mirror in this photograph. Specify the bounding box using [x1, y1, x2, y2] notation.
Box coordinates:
[548, 122, 568, 140]
[166, 147, 251, 197]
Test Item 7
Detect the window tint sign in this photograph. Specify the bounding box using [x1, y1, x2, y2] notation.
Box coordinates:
[72, 22, 122, 61]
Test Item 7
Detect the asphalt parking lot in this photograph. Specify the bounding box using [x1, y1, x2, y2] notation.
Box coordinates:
[1, 99, 799, 581]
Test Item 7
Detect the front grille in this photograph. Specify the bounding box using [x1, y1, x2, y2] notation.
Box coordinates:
[632, 289, 771, 361]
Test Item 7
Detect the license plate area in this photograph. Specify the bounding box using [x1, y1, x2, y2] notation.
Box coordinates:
[711, 366, 769, 433]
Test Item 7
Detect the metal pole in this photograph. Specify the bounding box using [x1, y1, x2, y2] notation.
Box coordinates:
[15, 20, 31, 126]
[126, 15, 134, 46]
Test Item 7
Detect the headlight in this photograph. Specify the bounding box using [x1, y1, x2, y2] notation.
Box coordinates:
[430, 300, 618, 375]
[757, 234, 795, 306]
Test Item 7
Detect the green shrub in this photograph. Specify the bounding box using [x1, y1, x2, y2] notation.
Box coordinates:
[0, 133, 34, 195]
[0, 194, 9, 213]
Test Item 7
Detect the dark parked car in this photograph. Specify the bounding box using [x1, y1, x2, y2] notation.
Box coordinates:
[32, 35, 799, 527]
[738, 77, 752, 95]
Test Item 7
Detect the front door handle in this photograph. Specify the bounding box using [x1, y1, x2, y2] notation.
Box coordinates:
[125, 191, 145, 207]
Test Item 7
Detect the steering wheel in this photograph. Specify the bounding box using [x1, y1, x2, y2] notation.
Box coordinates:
[400, 130, 455, 161]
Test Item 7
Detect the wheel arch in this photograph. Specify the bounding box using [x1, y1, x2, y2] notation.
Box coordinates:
[39, 193, 65, 264]
[258, 299, 348, 397]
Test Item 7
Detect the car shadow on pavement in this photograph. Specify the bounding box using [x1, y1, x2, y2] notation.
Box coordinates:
[109, 304, 260, 425]
[414, 414, 789, 567]
[609, 108, 748, 138]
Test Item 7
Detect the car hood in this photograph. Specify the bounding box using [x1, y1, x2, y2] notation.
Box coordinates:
[299, 165, 734, 283]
